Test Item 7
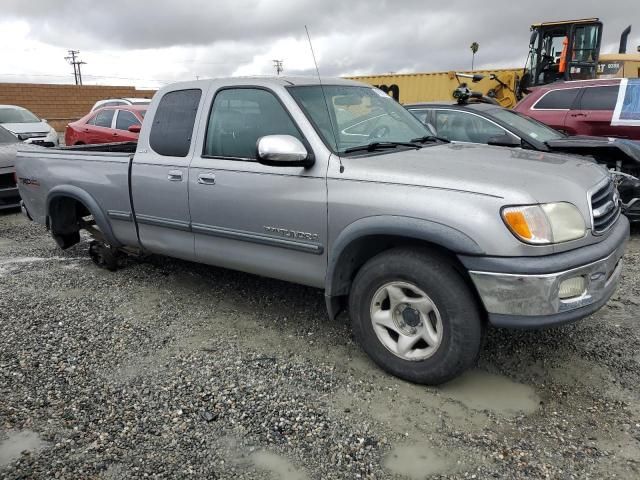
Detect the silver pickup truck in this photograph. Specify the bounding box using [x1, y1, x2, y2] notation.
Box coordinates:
[16, 77, 629, 384]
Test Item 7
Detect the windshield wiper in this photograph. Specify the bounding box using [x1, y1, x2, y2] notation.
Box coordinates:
[411, 135, 450, 144]
[343, 141, 422, 154]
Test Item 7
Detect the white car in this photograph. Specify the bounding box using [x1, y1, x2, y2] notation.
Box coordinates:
[90, 98, 152, 112]
[0, 105, 59, 147]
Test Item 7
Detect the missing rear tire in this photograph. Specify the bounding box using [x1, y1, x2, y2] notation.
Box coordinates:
[89, 241, 124, 271]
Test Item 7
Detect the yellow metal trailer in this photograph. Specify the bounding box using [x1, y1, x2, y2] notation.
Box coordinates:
[347, 69, 522, 108]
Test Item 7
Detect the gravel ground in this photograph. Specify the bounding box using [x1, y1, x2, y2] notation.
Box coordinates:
[0, 211, 639, 479]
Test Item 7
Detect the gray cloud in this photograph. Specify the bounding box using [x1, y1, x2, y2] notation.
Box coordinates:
[2, 0, 639, 79]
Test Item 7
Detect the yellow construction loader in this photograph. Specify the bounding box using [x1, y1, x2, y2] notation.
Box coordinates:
[348, 18, 640, 108]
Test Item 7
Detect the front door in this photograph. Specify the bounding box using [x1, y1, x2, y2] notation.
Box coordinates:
[188, 86, 328, 287]
[567, 85, 619, 137]
[112, 109, 142, 142]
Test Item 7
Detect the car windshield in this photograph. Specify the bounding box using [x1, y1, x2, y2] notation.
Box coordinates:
[0, 107, 40, 124]
[288, 85, 430, 154]
[0, 125, 18, 143]
[489, 108, 565, 143]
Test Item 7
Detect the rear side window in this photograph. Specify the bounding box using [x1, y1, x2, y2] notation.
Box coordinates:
[204, 88, 302, 159]
[533, 88, 579, 109]
[433, 110, 505, 143]
[91, 110, 114, 128]
[578, 85, 619, 111]
[408, 109, 430, 124]
[115, 110, 140, 131]
[150, 89, 202, 157]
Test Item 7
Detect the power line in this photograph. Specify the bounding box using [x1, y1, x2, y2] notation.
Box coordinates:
[64, 50, 87, 85]
[0, 72, 171, 84]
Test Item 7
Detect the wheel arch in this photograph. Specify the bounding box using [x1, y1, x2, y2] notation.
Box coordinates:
[47, 185, 121, 248]
[324, 216, 485, 319]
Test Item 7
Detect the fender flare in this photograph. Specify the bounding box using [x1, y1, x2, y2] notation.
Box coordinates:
[325, 215, 484, 297]
[47, 185, 122, 247]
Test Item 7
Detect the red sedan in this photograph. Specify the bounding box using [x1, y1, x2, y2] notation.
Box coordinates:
[65, 105, 146, 145]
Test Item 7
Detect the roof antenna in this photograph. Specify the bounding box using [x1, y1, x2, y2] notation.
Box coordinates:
[305, 25, 344, 173]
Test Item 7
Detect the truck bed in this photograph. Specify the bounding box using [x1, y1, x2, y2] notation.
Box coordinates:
[16, 144, 138, 247]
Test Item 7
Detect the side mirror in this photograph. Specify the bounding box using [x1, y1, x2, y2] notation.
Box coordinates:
[487, 133, 521, 148]
[42, 119, 48, 123]
[257, 135, 314, 167]
[529, 30, 538, 47]
[128, 124, 141, 133]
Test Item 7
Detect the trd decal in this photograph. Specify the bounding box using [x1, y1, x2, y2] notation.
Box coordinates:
[18, 177, 40, 186]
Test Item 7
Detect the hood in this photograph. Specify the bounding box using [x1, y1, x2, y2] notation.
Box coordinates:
[1, 122, 50, 135]
[340, 143, 609, 208]
[545, 135, 640, 167]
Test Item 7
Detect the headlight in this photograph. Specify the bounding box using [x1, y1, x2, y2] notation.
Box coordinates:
[502, 202, 586, 244]
[44, 126, 58, 142]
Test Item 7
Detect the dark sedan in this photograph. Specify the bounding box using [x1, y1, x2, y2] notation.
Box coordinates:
[0, 125, 21, 210]
[406, 102, 640, 221]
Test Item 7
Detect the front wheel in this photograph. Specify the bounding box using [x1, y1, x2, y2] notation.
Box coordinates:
[349, 248, 483, 385]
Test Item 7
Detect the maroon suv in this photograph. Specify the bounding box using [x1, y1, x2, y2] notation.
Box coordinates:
[514, 79, 639, 140]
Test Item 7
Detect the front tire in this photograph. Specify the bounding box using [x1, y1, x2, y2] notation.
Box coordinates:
[349, 248, 483, 385]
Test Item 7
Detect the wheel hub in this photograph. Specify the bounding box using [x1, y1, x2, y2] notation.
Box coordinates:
[393, 304, 421, 335]
[370, 281, 444, 361]
[401, 306, 421, 327]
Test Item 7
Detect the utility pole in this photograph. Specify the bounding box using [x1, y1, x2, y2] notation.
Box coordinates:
[272, 59, 283, 76]
[65, 50, 87, 85]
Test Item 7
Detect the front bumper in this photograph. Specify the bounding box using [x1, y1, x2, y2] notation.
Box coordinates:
[461, 215, 629, 328]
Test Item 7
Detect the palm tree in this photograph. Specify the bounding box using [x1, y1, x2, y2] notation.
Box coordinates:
[470, 42, 479, 70]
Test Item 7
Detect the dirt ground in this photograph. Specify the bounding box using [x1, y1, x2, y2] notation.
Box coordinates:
[0, 211, 639, 479]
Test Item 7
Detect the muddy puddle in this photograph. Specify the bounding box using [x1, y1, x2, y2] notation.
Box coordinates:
[384, 443, 461, 478]
[440, 369, 540, 415]
[0, 430, 46, 466]
[250, 450, 309, 480]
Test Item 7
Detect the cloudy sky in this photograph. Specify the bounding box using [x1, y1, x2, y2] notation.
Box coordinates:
[1, 0, 638, 89]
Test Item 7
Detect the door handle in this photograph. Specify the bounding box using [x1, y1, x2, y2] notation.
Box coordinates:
[168, 170, 183, 181]
[570, 113, 587, 117]
[198, 173, 216, 185]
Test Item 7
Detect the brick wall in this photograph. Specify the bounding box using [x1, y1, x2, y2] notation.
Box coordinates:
[0, 83, 157, 132]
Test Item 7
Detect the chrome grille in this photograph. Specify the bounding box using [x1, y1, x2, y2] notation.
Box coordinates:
[590, 179, 621, 234]
[17, 132, 46, 140]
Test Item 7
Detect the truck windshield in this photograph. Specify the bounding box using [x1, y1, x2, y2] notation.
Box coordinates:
[489, 108, 565, 143]
[288, 85, 430, 154]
